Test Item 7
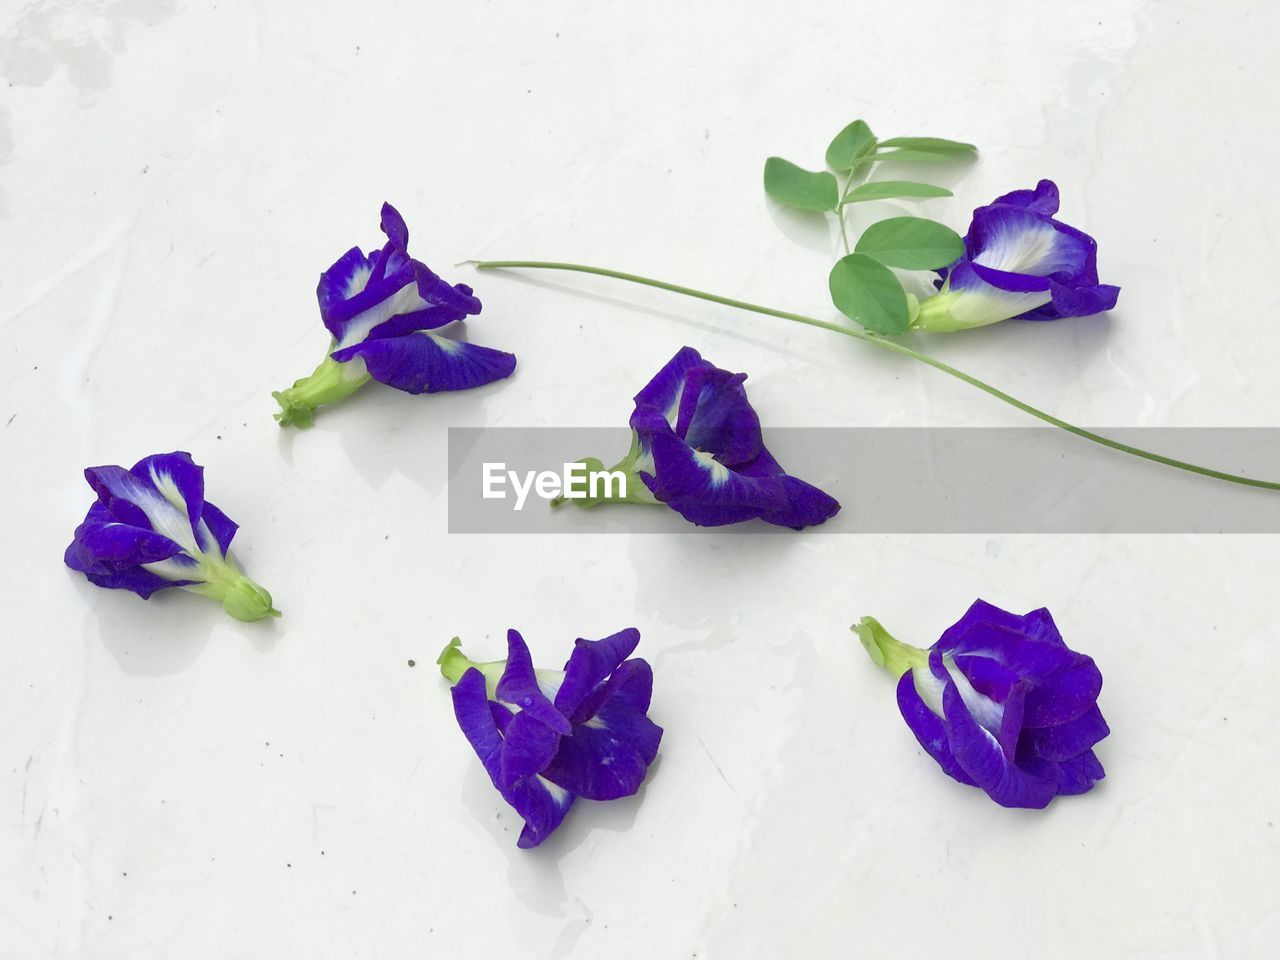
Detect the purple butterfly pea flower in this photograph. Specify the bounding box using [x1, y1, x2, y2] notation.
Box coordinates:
[273, 203, 516, 427]
[560, 347, 840, 529]
[438, 627, 662, 849]
[856, 600, 1108, 808]
[64, 451, 278, 621]
[913, 180, 1120, 332]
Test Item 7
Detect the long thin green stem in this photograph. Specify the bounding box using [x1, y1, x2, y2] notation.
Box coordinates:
[468, 259, 1280, 492]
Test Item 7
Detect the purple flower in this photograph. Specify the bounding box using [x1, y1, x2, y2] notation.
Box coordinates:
[913, 180, 1120, 332]
[438, 628, 662, 848]
[64, 451, 278, 621]
[562, 347, 839, 529]
[857, 600, 1108, 808]
[273, 203, 516, 427]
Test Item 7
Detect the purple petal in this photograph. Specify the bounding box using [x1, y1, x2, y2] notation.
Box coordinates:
[497, 711, 562, 790]
[635, 413, 790, 526]
[365, 304, 471, 341]
[895, 669, 977, 787]
[129, 451, 205, 529]
[510, 775, 575, 849]
[1022, 655, 1104, 727]
[673, 365, 763, 466]
[990, 179, 1060, 216]
[380, 202, 409, 251]
[942, 681, 1059, 808]
[541, 708, 658, 801]
[632, 346, 708, 421]
[1024, 705, 1110, 762]
[967, 205, 1093, 282]
[494, 629, 571, 735]
[554, 628, 641, 719]
[331, 332, 516, 395]
[451, 668, 505, 782]
[412, 262, 484, 316]
[1054, 749, 1105, 796]
[198, 500, 238, 556]
[317, 246, 375, 338]
[74, 522, 185, 566]
[79, 565, 189, 598]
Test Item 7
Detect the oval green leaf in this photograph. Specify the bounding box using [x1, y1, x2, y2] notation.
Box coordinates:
[842, 180, 953, 204]
[854, 216, 965, 270]
[828, 254, 910, 334]
[825, 120, 877, 171]
[876, 136, 977, 154]
[763, 157, 839, 211]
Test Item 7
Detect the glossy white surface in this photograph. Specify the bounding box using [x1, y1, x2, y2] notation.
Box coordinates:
[3, 1, 1279, 957]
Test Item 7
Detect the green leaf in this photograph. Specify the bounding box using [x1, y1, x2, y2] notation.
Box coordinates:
[828, 254, 910, 334]
[876, 136, 977, 154]
[841, 180, 953, 204]
[763, 157, 839, 211]
[854, 217, 965, 270]
[825, 120, 877, 171]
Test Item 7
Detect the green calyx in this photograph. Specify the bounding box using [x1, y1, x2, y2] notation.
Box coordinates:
[272, 350, 371, 428]
[184, 556, 280, 622]
[551, 433, 659, 510]
[853, 616, 928, 678]
[437, 637, 505, 696]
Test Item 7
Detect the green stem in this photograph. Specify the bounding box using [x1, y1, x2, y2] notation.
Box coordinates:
[468, 259, 1280, 492]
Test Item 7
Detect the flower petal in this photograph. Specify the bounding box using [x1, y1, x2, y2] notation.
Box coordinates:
[541, 710, 656, 802]
[79, 564, 188, 597]
[673, 365, 763, 466]
[942, 681, 1059, 808]
[85, 460, 202, 557]
[74, 521, 186, 566]
[634, 413, 790, 526]
[197, 500, 238, 556]
[1054, 749, 1105, 796]
[554, 628, 641, 719]
[968, 205, 1093, 281]
[990, 179, 1060, 216]
[331, 332, 516, 395]
[512, 775, 575, 849]
[494, 629, 571, 735]
[631, 346, 708, 423]
[1024, 705, 1110, 762]
[497, 711, 562, 790]
[450, 668, 505, 782]
[736, 446, 841, 530]
[896, 669, 977, 787]
[317, 246, 375, 337]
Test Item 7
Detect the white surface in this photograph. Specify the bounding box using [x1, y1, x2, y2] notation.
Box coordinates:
[2, 1, 1279, 957]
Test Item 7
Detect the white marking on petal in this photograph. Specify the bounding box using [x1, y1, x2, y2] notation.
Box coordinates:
[911, 666, 946, 718]
[334, 282, 429, 350]
[429, 334, 464, 354]
[973, 217, 1080, 278]
[141, 557, 201, 582]
[536, 775, 572, 808]
[137, 468, 201, 556]
[692, 449, 729, 487]
[345, 263, 372, 298]
[943, 656, 1004, 737]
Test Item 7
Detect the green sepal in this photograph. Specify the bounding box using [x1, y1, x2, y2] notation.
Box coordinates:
[437, 637, 505, 695]
[552, 435, 659, 510]
[273, 350, 372, 428]
[184, 560, 280, 622]
[853, 616, 928, 678]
